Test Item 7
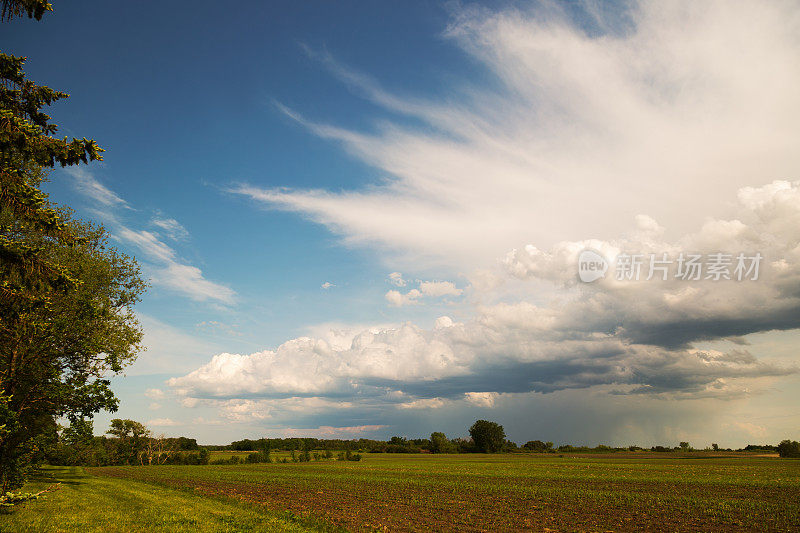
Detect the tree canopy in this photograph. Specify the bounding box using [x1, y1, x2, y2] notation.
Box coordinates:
[469, 420, 506, 453]
[778, 440, 800, 458]
[1, 0, 50, 22]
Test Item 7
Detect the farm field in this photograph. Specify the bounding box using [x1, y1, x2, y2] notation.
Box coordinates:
[75, 453, 800, 532]
[209, 450, 312, 462]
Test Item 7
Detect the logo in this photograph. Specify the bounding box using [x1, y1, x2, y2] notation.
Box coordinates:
[578, 249, 608, 283]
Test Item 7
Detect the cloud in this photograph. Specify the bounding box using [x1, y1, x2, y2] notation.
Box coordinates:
[388, 272, 407, 287]
[501, 180, 800, 348]
[464, 392, 499, 408]
[169, 322, 465, 399]
[171, 180, 799, 415]
[144, 388, 165, 399]
[148, 418, 179, 427]
[66, 167, 130, 209]
[68, 168, 235, 304]
[148, 402, 162, 410]
[171, 2, 800, 442]
[113, 227, 235, 303]
[434, 316, 458, 330]
[156, 263, 236, 304]
[397, 397, 449, 410]
[115, 227, 177, 263]
[282, 425, 388, 438]
[385, 279, 463, 306]
[195, 320, 242, 337]
[419, 281, 462, 298]
[191, 417, 225, 426]
[729, 421, 768, 439]
[385, 288, 421, 307]
[235, 0, 800, 268]
[321, 281, 335, 289]
[131, 314, 223, 375]
[191, 397, 357, 423]
[301, 321, 399, 350]
[151, 217, 189, 241]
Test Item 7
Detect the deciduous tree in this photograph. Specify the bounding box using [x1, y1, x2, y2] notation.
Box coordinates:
[777, 440, 800, 458]
[468, 420, 506, 453]
[430, 431, 457, 453]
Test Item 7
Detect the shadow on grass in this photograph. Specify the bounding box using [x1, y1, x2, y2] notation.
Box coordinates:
[28, 466, 88, 486]
[0, 467, 86, 516]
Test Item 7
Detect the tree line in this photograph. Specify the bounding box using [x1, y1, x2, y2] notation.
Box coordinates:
[216, 421, 800, 457]
[45, 417, 795, 466]
[216, 420, 514, 454]
[46, 419, 208, 467]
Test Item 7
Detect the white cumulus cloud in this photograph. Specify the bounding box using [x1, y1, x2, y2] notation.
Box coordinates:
[388, 272, 407, 286]
[171, 181, 800, 413]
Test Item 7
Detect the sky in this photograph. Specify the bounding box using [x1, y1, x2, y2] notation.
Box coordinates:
[5, 0, 800, 446]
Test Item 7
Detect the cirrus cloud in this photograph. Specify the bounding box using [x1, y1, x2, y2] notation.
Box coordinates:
[233, 0, 800, 268]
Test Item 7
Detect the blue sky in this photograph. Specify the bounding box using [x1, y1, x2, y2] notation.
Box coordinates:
[6, 0, 800, 446]
[9, 1, 468, 344]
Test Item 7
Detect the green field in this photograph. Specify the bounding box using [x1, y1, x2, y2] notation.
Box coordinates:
[3, 453, 799, 532]
[0, 466, 338, 533]
[209, 450, 310, 462]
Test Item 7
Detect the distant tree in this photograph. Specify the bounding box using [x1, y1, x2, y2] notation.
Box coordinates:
[777, 440, 800, 458]
[711, 443, 719, 451]
[197, 448, 210, 465]
[343, 449, 361, 461]
[107, 419, 149, 440]
[107, 419, 150, 465]
[411, 438, 432, 449]
[60, 418, 95, 464]
[502, 439, 518, 452]
[176, 437, 199, 451]
[430, 432, 457, 453]
[451, 436, 477, 453]
[142, 434, 180, 466]
[523, 440, 553, 452]
[741, 444, 777, 452]
[469, 420, 506, 453]
[679, 442, 691, 450]
[245, 449, 271, 464]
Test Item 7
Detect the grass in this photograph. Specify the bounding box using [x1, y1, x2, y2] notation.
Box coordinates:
[0, 466, 340, 533]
